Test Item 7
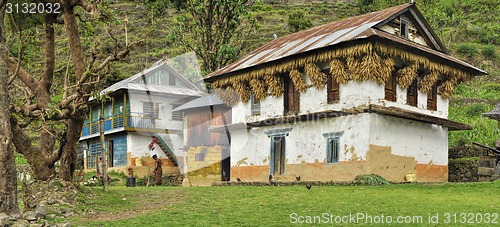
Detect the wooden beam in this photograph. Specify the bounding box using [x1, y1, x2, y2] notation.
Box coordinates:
[368, 105, 472, 131]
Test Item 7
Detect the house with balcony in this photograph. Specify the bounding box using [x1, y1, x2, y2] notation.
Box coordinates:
[80, 60, 206, 175]
[204, 3, 486, 183]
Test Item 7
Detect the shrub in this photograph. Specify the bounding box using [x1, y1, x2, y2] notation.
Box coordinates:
[353, 174, 390, 185]
[465, 103, 488, 117]
[288, 10, 313, 32]
[481, 45, 497, 59]
[456, 43, 478, 58]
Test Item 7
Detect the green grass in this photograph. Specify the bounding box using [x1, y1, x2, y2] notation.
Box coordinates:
[67, 182, 500, 226]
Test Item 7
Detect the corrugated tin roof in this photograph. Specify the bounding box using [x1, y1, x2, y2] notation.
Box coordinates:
[369, 29, 486, 74]
[94, 60, 206, 100]
[206, 3, 485, 80]
[172, 94, 226, 112]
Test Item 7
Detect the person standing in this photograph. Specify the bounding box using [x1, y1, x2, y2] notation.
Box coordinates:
[152, 155, 162, 186]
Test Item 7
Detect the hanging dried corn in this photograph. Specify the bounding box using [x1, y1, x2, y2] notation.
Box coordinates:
[209, 42, 473, 102]
[304, 63, 326, 89]
[358, 52, 383, 82]
[379, 57, 395, 84]
[418, 70, 439, 93]
[264, 73, 283, 97]
[233, 80, 251, 103]
[215, 88, 240, 107]
[347, 56, 362, 81]
[438, 78, 457, 99]
[396, 63, 418, 89]
[330, 58, 349, 84]
[249, 77, 267, 101]
[289, 69, 308, 92]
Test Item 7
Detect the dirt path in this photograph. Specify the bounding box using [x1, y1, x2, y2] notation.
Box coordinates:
[82, 189, 186, 222]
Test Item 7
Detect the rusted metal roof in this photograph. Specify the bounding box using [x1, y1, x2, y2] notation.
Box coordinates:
[369, 28, 486, 74]
[206, 3, 485, 80]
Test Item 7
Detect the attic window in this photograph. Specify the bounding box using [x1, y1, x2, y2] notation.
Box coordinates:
[400, 18, 409, 38]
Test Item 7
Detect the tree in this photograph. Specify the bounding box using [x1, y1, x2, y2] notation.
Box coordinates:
[287, 10, 313, 32]
[7, 0, 139, 181]
[0, 0, 21, 216]
[166, 0, 255, 74]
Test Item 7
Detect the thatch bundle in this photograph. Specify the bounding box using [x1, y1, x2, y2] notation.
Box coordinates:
[249, 77, 267, 101]
[396, 63, 418, 89]
[304, 63, 327, 89]
[289, 69, 308, 92]
[209, 42, 473, 106]
[418, 70, 439, 93]
[330, 58, 348, 83]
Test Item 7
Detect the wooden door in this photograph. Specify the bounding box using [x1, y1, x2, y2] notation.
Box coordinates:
[272, 136, 286, 175]
[221, 147, 230, 181]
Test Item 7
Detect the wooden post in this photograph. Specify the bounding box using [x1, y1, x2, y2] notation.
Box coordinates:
[100, 114, 109, 192]
[123, 93, 128, 127]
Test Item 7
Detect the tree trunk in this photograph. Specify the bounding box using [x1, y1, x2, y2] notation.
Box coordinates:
[0, 6, 21, 216]
[99, 116, 109, 192]
[10, 119, 57, 181]
[59, 118, 84, 181]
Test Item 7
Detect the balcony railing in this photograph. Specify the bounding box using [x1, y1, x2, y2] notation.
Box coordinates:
[82, 112, 156, 137]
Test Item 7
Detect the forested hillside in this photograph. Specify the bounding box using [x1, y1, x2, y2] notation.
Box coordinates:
[8, 0, 499, 148]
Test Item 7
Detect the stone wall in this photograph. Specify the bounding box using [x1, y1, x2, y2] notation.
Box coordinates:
[448, 145, 488, 182]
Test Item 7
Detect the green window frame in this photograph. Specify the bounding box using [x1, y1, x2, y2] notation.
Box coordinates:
[323, 132, 342, 164]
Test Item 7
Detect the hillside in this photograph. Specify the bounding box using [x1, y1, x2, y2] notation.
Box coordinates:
[10, 0, 500, 148]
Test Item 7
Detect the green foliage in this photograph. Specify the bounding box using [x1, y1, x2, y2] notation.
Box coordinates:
[355, 0, 406, 14]
[353, 174, 391, 185]
[168, 0, 256, 74]
[481, 45, 497, 59]
[287, 10, 313, 32]
[449, 103, 499, 147]
[465, 103, 489, 117]
[15, 152, 27, 165]
[456, 43, 478, 58]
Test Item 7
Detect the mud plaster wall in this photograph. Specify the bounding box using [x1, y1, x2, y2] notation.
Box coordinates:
[186, 146, 222, 186]
[231, 144, 446, 182]
[369, 114, 448, 165]
[231, 113, 371, 166]
[236, 77, 448, 125]
[369, 113, 448, 182]
[230, 113, 448, 182]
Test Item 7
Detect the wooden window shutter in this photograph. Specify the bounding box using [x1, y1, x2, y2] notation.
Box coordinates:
[325, 69, 339, 104]
[406, 79, 418, 107]
[284, 77, 299, 114]
[385, 73, 397, 102]
[427, 83, 437, 111]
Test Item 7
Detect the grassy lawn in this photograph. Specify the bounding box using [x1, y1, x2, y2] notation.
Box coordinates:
[66, 181, 500, 226]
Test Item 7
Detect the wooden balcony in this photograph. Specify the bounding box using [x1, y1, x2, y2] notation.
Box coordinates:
[82, 112, 159, 137]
